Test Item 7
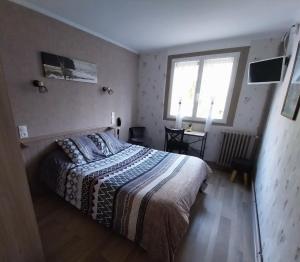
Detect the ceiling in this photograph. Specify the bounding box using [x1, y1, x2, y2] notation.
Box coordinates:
[11, 0, 300, 53]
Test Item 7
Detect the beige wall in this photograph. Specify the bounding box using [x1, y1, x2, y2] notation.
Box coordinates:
[255, 26, 300, 262]
[0, 1, 138, 140]
[0, 56, 44, 262]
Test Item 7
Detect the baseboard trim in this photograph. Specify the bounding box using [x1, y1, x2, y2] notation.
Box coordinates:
[205, 161, 232, 172]
[251, 178, 263, 262]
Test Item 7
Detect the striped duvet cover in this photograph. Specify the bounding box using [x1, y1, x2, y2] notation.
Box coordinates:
[47, 145, 209, 262]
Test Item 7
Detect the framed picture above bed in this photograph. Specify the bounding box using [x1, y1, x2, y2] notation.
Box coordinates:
[281, 42, 300, 120]
[41, 52, 98, 84]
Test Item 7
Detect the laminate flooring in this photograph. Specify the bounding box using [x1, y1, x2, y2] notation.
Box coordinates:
[33, 170, 255, 262]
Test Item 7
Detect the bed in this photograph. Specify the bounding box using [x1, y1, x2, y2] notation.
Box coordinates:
[39, 130, 209, 262]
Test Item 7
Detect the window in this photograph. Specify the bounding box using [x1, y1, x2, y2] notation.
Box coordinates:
[165, 48, 248, 125]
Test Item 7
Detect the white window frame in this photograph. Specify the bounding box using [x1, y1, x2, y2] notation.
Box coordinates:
[166, 51, 240, 124]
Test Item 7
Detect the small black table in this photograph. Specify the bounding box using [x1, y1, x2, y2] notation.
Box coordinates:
[183, 131, 207, 159]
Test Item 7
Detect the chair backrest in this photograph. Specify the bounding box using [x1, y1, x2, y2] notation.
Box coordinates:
[164, 127, 185, 150]
[129, 126, 145, 139]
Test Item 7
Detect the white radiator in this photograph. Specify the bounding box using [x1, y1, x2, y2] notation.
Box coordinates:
[217, 131, 257, 167]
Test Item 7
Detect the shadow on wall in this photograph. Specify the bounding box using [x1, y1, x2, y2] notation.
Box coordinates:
[255, 25, 300, 262]
[137, 37, 281, 162]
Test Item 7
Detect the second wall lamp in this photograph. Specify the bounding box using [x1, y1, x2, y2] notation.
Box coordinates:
[32, 80, 48, 93]
[102, 86, 114, 95]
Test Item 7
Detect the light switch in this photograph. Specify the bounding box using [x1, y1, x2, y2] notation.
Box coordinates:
[18, 125, 29, 139]
[111, 112, 116, 125]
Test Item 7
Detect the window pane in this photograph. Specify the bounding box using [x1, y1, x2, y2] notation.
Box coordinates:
[169, 60, 199, 117]
[196, 57, 234, 120]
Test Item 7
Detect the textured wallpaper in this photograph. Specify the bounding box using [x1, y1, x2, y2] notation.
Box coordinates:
[255, 28, 300, 262]
[137, 38, 280, 161]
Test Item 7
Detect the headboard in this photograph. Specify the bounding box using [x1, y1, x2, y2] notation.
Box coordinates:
[20, 126, 114, 195]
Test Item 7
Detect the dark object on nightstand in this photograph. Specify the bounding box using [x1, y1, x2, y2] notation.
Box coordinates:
[230, 136, 260, 187]
[116, 117, 121, 139]
[128, 127, 146, 146]
[164, 127, 189, 154]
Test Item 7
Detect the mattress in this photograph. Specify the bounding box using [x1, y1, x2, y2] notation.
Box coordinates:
[41, 144, 209, 262]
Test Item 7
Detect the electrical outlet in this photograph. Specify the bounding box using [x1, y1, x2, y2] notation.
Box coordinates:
[18, 125, 29, 139]
[111, 112, 116, 125]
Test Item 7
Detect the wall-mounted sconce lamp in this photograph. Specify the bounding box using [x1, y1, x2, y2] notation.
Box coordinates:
[102, 86, 114, 95]
[32, 80, 48, 93]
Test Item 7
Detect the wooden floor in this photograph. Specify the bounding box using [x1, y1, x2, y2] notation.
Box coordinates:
[33, 170, 255, 262]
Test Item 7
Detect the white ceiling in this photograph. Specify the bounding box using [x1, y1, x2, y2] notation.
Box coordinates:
[11, 0, 300, 53]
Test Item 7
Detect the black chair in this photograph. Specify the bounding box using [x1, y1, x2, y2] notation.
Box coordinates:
[164, 127, 189, 154]
[128, 127, 146, 146]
